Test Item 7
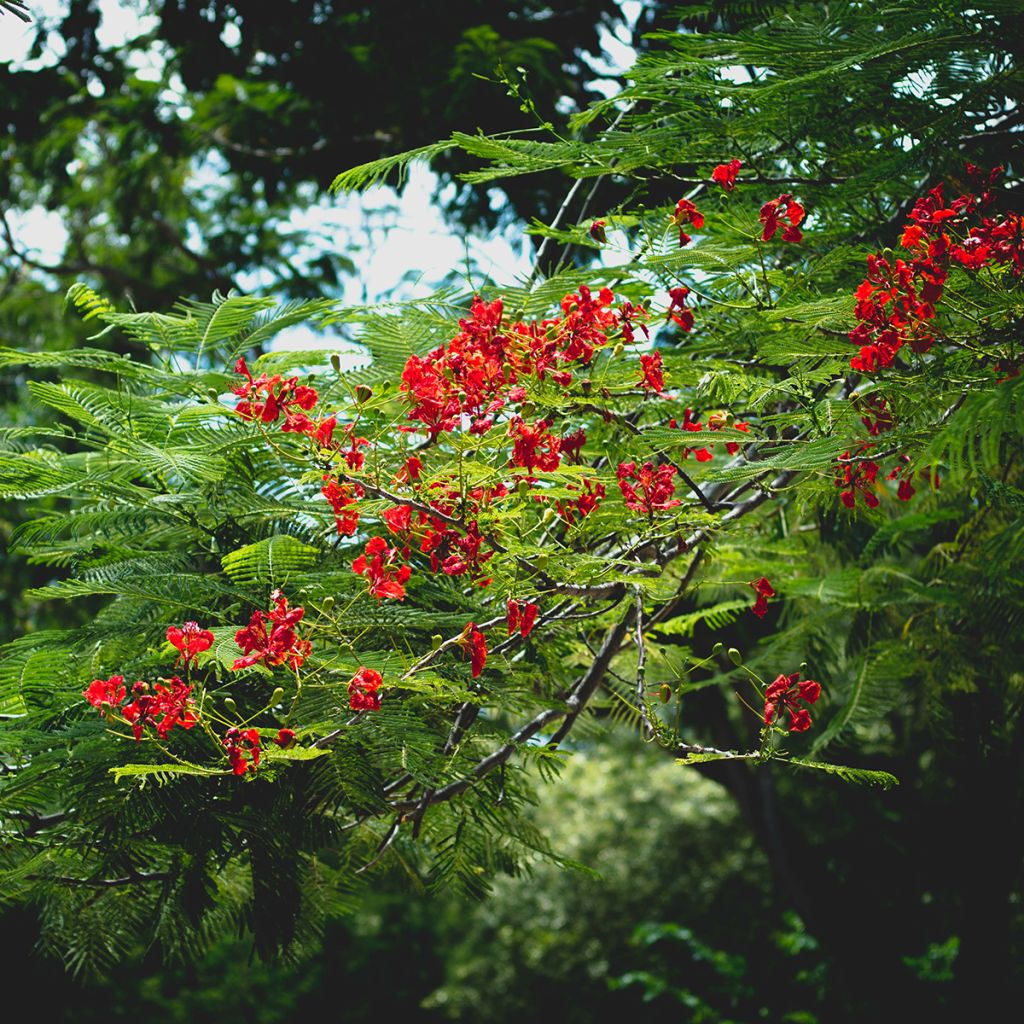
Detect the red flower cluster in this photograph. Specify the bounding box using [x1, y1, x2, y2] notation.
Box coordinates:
[224, 727, 261, 775]
[711, 158, 742, 192]
[670, 198, 704, 247]
[458, 623, 488, 678]
[666, 286, 694, 332]
[233, 590, 311, 671]
[639, 351, 665, 393]
[848, 168, 1017, 374]
[835, 447, 881, 509]
[764, 672, 821, 732]
[122, 677, 198, 742]
[348, 666, 383, 711]
[759, 194, 805, 242]
[507, 600, 539, 637]
[556, 478, 606, 525]
[321, 475, 364, 535]
[400, 289, 631, 438]
[616, 461, 681, 515]
[166, 621, 214, 666]
[233, 358, 319, 426]
[509, 417, 561, 473]
[352, 537, 412, 600]
[749, 577, 775, 618]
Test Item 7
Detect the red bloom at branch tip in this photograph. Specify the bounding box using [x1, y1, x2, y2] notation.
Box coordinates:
[711, 158, 742, 192]
[273, 728, 297, 748]
[224, 727, 261, 775]
[166, 621, 214, 666]
[589, 220, 607, 243]
[83, 674, 126, 709]
[763, 672, 821, 732]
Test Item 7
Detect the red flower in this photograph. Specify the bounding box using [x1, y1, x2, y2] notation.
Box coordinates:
[122, 676, 198, 742]
[342, 424, 370, 470]
[223, 727, 261, 775]
[322, 476, 364, 536]
[232, 358, 319, 427]
[560, 428, 587, 464]
[509, 417, 561, 473]
[763, 672, 821, 732]
[669, 198, 705, 247]
[383, 504, 413, 534]
[589, 220, 607, 243]
[84, 674, 127, 709]
[232, 591, 311, 671]
[507, 599, 539, 638]
[666, 286, 694, 332]
[711, 158, 742, 192]
[352, 537, 412, 600]
[394, 455, 423, 485]
[556, 478, 606, 525]
[348, 666, 383, 711]
[166, 621, 214, 666]
[273, 728, 297, 748]
[759, 194, 805, 242]
[458, 623, 488, 678]
[748, 577, 776, 618]
[616, 461, 681, 515]
[639, 351, 665, 393]
[670, 408, 714, 462]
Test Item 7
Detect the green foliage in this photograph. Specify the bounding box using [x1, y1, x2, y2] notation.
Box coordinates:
[1, 5, 1022, 1012]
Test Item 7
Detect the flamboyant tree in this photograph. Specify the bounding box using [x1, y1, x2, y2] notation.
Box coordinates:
[1, 1, 1021, 1002]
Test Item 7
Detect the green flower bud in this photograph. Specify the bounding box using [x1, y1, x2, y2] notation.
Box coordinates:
[270, 687, 285, 706]
[712, 642, 724, 655]
[727, 647, 743, 666]
[223, 697, 237, 713]
[431, 634, 444, 650]
[355, 384, 373, 404]
[330, 353, 342, 373]
[658, 684, 672, 703]
[321, 596, 335, 612]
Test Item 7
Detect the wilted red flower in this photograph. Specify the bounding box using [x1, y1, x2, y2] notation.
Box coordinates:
[352, 537, 412, 600]
[759, 194, 805, 242]
[348, 666, 383, 711]
[507, 599, 539, 638]
[763, 672, 821, 732]
[711, 158, 742, 192]
[748, 577, 776, 618]
[224, 726, 261, 775]
[166, 621, 214, 666]
[459, 623, 488, 678]
[666, 286, 694, 332]
[589, 219, 608, 243]
[232, 591, 311, 671]
[669, 198, 705, 247]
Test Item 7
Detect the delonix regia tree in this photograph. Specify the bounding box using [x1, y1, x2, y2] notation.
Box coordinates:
[0, 1, 1021, 1011]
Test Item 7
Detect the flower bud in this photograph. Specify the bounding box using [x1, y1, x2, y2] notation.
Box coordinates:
[612, 342, 625, 357]
[330, 353, 342, 373]
[712, 642, 724, 655]
[727, 647, 743, 666]
[207, 387, 220, 401]
[355, 384, 373, 404]
[658, 684, 672, 703]
[269, 687, 285, 706]
[321, 596, 335, 612]
[431, 634, 444, 650]
[580, 379, 592, 395]
[224, 697, 237, 713]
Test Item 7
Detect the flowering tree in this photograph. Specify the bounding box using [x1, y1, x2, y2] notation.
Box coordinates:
[1, 1, 1021, 977]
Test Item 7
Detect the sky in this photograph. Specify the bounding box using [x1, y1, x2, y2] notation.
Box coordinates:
[1, 0, 643, 352]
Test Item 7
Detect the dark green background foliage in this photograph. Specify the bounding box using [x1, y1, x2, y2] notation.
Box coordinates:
[2, 1, 1023, 1022]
